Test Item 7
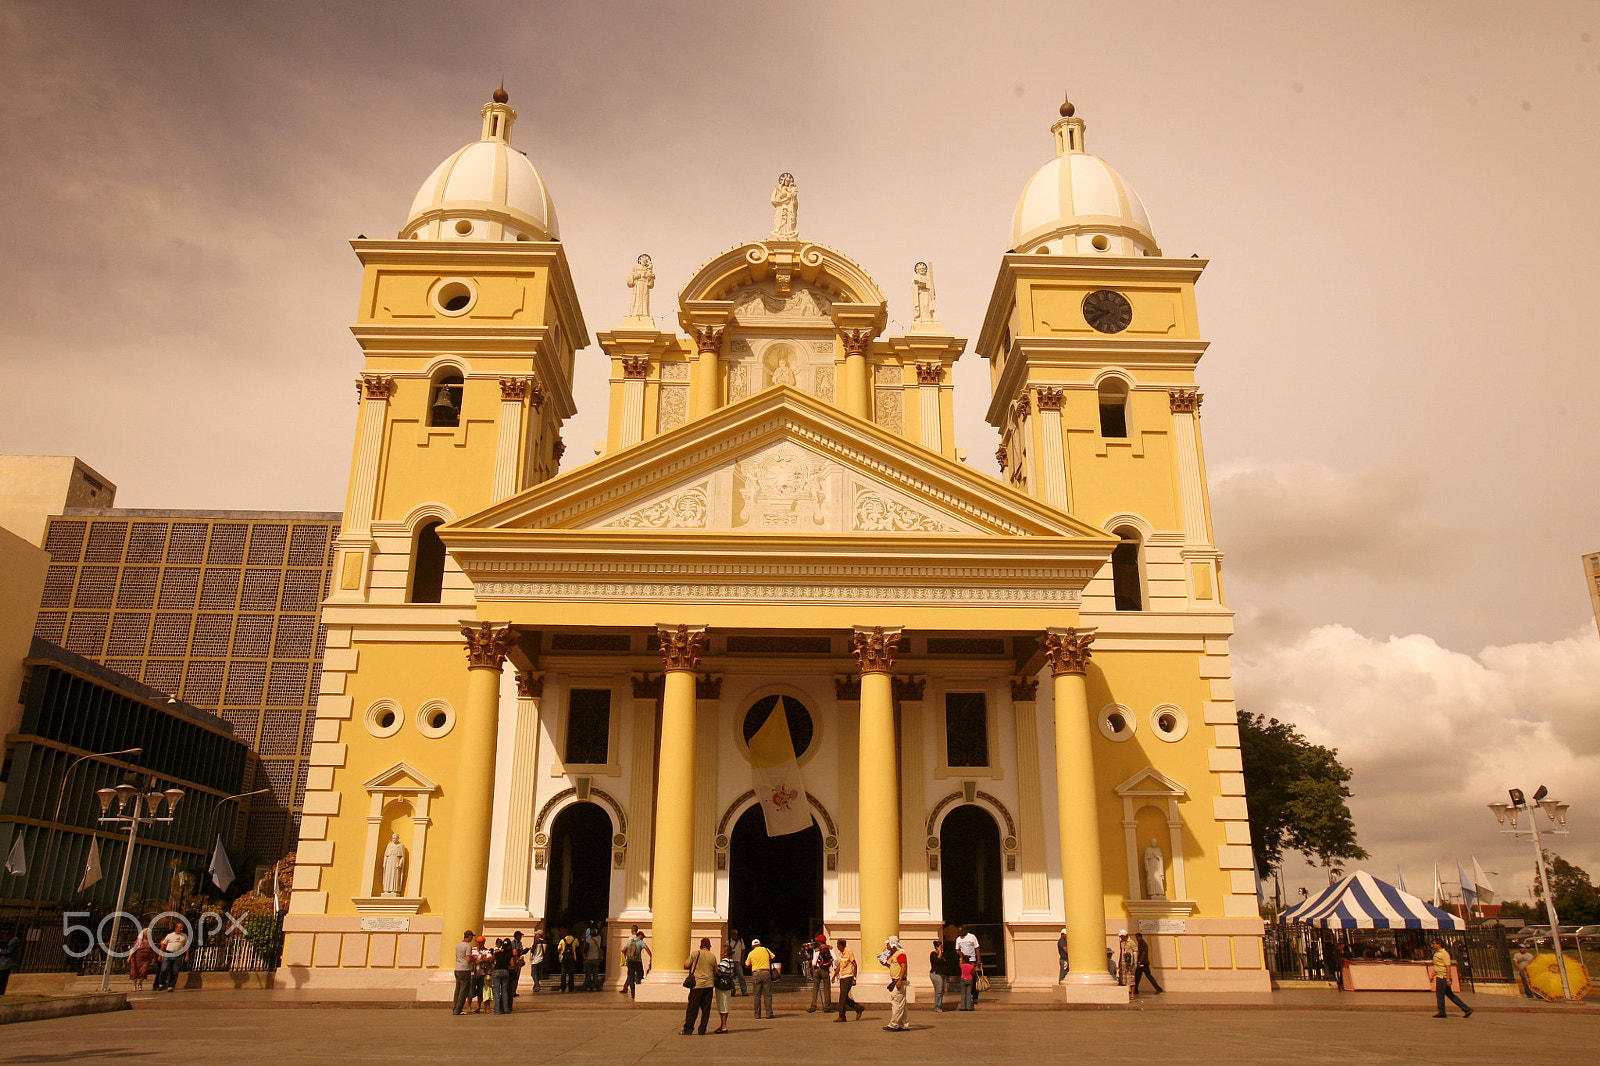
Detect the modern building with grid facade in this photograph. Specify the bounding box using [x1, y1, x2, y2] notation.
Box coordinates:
[31, 510, 339, 862]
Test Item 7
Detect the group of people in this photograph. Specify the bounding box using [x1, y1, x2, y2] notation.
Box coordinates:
[450, 929, 538, 1014]
[1113, 929, 1162, 994]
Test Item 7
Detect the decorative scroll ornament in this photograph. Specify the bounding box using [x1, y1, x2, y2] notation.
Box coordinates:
[693, 324, 726, 354]
[841, 328, 874, 358]
[893, 676, 926, 701]
[1010, 677, 1039, 701]
[851, 625, 902, 675]
[658, 624, 708, 672]
[552, 436, 566, 461]
[621, 355, 650, 380]
[1169, 388, 1203, 414]
[500, 376, 532, 402]
[607, 486, 709, 529]
[1044, 627, 1095, 677]
[852, 489, 957, 533]
[1013, 393, 1032, 418]
[461, 622, 514, 669]
[362, 374, 396, 401]
[996, 444, 1008, 470]
[915, 361, 943, 385]
[1036, 387, 1064, 412]
[515, 672, 545, 699]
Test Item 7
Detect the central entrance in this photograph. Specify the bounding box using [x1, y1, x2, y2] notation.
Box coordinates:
[728, 804, 823, 972]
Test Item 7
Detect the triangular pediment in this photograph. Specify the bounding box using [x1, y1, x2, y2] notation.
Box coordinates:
[363, 761, 439, 795]
[454, 386, 1105, 540]
[1114, 767, 1188, 798]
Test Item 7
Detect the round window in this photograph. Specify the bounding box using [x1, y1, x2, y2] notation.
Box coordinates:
[432, 278, 476, 316]
[1098, 703, 1136, 742]
[741, 694, 814, 758]
[1150, 704, 1189, 742]
[364, 699, 403, 739]
[417, 700, 456, 739]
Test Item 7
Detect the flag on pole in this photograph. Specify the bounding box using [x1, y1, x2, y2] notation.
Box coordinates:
[1433, 863, 1442, 907]
[747, 697, 810, 837]
[1396, 866, 1407, 894]
[208, 833, 235, 891]
[272, 861, 281, 914]
[1472, 856, 1496, 906]
[77, 837, 102, 892]
[4, 835, 26, 877]
[1456, 859, 1476, 907]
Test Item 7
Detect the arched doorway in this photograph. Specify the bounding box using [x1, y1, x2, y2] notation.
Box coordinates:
[940, 805, 1006, 975]
[728, 804, 823, 975]
[542, 802, 613, 935]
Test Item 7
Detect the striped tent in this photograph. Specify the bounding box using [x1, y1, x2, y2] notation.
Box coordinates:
[1278, 870, 1466, 929]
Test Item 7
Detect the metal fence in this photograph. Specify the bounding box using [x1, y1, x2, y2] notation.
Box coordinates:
[1, 906, 281, 975]
[1264, 924, 1516, 989]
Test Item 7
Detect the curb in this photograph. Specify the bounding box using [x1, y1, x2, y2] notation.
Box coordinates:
[0, 993, 130, 1025]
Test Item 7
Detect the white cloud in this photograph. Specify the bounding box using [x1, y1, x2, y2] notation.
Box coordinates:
[1235, 623, 1600, 901]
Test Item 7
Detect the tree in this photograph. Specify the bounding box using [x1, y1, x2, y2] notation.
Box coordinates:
[1529, 850, 1600, 926]
[1237, 710, 1368, 880]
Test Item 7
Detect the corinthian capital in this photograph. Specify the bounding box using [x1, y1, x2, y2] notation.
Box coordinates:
[461, 622, 515, 670]
[361, 374, 396, 401]
[658, 624, 708, 672]
[840, 328, 875, 358]
[621, 355, 651, 379]
[851, 625, 904, 675]
[693, 325, 725, 355]
[1036, 387, 1064, 412]
[1043, 627, 1095, 677]
[1169, 388, 1203, 414]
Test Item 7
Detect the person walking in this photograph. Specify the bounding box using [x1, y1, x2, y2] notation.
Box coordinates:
[451, 930, 475, 1015]
[1430, 939, 1473, 1018]
[491, 938, 514, 1014]
[1131, 932, 1162, 995]
[623, 926, 651, 998]
[728, 928, 748, 996]
[806, 934, 833, 1012]
[745, 938, 776, 1019]
[712, 942, 738, 1033]
[153, 924, 188, 992]
[1057, 928, 1070, 982]
[557, 927, 578, 993]
[882, 936, 909, 1031]
[1117, 930, 1136, 986]
[127, 928, 156, 992]
[834, 938, 863, 1022]
[682, 938, 717, 1036]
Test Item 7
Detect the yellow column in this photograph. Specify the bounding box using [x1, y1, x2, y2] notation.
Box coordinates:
[853, 625, 902, 970]
[441, 622, 512, 956]
[647, 624, 707, 983]
[842, 329, 872, 419]
[1044, 626, 1118, 992]
[690, 326, 723, 419]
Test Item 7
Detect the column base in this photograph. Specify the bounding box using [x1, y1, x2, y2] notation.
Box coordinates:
[849, 971, 916, 1004]
[632, 968, 690, 1004]
[1053, 974, 1129, 1004]
[414, 969, 458, 1002]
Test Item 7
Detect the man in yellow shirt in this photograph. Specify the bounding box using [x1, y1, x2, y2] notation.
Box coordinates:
[833, 939, 863, 1022]
[745, 938, 776, 1019]
[1430, 939, 1473, 1019]
[883, 936, 909, 1031]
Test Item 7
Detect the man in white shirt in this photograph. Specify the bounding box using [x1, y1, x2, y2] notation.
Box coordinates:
[955, 926, 979, 964]
[154, 925, 189, 992]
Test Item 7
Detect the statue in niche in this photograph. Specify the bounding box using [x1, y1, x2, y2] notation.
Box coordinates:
[1143, 838, 1166, 899]
[382, 832, 407, 896]
[770, 172, 798, 239]
[766, 343, 799, 387]
[626, 253, 654, 319]
[912, 262, 937, 323]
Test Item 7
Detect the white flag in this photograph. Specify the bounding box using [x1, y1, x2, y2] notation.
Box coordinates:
[1396, 866, 1407, 894]
[1432, 863, 1442, 907]
[4, 835, 25, 877]
[748, 697, 810, 837]
[1472, 856, 1496, 906]
[209, 834, 235, 891]
[77, 837, 102, 892]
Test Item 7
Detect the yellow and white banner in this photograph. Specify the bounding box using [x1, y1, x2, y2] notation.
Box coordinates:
[748, 698, 810, 837]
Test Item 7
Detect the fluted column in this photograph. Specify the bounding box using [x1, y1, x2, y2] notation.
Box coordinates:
[620, 356, 649, 448]
[915, 362, 943, 453]
[649, 624, 707, 974]
[1169, 389, 1209, 546]
[345, 374, 393, 537]
[853, 625, 902, 969]
[1036, 387, 1068, 511]
[492, 378, 530, 500]
[496, 671, 543, 910]
[1044, 626, 1115, 987]
[442, 622, 512, 957]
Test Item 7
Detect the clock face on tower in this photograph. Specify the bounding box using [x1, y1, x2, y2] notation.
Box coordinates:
[1082, 289, 1132, 334]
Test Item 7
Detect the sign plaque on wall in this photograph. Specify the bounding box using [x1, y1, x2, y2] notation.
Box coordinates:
[360, 917, 411, 932]
[1139, 919, 1186, 935]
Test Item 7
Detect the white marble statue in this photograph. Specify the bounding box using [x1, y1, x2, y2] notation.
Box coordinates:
[381, 832, 406, 896]
[770, 172, 798, 239]
[912, 262, 936, 323]
[626, 254, 654, 319]
[1144, 838, 1166, 899]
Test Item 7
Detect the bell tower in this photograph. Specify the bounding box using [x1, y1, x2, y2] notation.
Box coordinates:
[976, 95, 1221, 614]
[329, 87, 589, 607]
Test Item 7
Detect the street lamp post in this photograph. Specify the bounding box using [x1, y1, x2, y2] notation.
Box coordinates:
[29, 747, 143, 912]
[1488, 785, 1573, 1001]
[95, 781, 184, 993]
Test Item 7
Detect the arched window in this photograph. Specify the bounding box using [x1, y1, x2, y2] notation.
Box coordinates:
[410, 520, 446, 603]
[1111, 526, 1143, 611]
[1098, 378, 1129, 438]
[427, 372, 463, 427]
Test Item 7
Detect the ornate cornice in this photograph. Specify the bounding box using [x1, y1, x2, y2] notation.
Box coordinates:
[841, 328, 875, 358]
[1010, 677, 1039, 702]
[1169, 388, 1203, 414]
[658, 623, 708, 672]
[1036, 387, 1064, 412]
[461, 622, 514, 670]
[1043, 627, 1094, 677]
[1013, 393, 1031, 419]
[693, 324, 725, 355]
[995, 444, 1008, 470]
[500, 376, 532, 402]
[851, 625, 902, 675]
[915, 361, 943, 386]
[621, 355, 651, 380]
[696, 673, 722, 700]
[834, 676, 861, 701]
[515, 671, 544, 699]
[892, 676, 925, 701]
[362, 374, 396, 401]
[632, 673, 663, 700]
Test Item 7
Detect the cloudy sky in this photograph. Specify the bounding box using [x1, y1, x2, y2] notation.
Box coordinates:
[3, 2, 1597, 900]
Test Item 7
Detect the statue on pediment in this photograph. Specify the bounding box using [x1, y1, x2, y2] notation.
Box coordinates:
[912, 262, 936, 324]
[626, 253, 654, 319]
[771, 172, 798, 239]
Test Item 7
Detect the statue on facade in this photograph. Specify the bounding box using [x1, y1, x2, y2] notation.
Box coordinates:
[770, 172, 798, 239]
[381, 832, 407, 896]
[912, 262, 936, 324]
[1144, 838, 1166, 899]
[626, 253, 654, 319]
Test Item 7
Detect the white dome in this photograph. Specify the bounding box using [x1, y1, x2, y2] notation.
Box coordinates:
[1009, 102, 1159, 257]
[400, 94, 559, 242]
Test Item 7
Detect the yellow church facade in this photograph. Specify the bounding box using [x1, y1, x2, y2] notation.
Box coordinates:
[282, 90, 1268, 1000]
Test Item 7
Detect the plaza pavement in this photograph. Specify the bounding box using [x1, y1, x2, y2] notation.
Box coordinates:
[2, 985, 1598, 1065]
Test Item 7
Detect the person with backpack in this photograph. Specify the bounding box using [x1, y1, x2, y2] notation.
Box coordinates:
[557, 927, 579, 993]
[712, 942, 738, 1033]
[806, 933, 833, 1012]
[623, 926, 651, 998]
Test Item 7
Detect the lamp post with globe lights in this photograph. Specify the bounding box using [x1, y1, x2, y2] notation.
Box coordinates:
[1488, 785, 1572, 1001]
[95, 781, 184, 992]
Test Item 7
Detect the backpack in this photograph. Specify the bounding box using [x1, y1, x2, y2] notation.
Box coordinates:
[624, 939, 641, 963]
[814, 944, 833, 968]
[713, 958, 736, 991]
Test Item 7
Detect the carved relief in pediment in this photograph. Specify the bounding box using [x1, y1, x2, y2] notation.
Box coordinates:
[733, 441, 833, 531]
[852, 486, 963, 533]
[604, 484, 710, 529]
[731, 281, 833, 319]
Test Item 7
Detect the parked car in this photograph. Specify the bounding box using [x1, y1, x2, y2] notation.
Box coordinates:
[1574, 925, 1600, 951]
[1523, 925, 1582, 950]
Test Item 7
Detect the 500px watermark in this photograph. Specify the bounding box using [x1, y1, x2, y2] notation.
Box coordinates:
[62, 911, 247, 958]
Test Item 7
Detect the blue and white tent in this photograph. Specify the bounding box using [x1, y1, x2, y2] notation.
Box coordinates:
[1278, 870, 1465, 929]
